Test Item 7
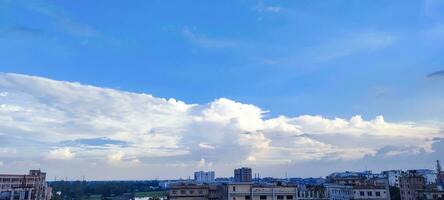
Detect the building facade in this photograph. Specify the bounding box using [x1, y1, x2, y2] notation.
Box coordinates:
[0, 170, 51, 200]
[234, 168, 252, 183]
[382, 170, 402, 187]
[168, 184, 226, 200]
[195, 171, 216, 183]
[351, 186, 389, 200]
[227, 183, 328, 200]
[399, 173, 425, 200]
[325, 184, 353, 200]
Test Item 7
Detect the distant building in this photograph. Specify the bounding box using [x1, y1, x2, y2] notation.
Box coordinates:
[408, 169, 437, 185]
[325, 184, 353, 200]
[352, 185, 390, 200]
[0, 170, 51, 200]
[382, 170, 402, 187]
[399, 171, 425, 200]
[417, 190, 444, 199]
[195, 171, 215, 183]
[168, 183, 226, 200]
[234, 168, 252, 183]
[436, 160, 444, 191]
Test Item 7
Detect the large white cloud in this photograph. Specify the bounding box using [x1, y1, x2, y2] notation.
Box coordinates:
[0, 73, 442, 179]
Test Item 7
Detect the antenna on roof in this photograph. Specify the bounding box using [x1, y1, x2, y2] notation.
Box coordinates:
[437, 160, 442, 173]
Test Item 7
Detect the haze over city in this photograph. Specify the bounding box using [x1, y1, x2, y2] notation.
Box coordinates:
[0, 0, 444, 181]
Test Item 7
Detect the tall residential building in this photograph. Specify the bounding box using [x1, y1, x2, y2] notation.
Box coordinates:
[399, 172, 425, 200]
[195, 171, 215, 183]
[0, 170, 52, 200]
[234, 168, 252, 183]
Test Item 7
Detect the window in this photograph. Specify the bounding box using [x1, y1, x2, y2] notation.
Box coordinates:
[172, 190, 177, 194]
[260, 195, 267, 200]
[360, 191, 365, 196]
[189, 190, 194, 194]
[376, 192, 381, 196]
[232, 186, 236, 192]
[180, 190, 186, 194]
[277, 195, 284, 199]
[245, 195, 251, 200]
[198, 190, 203, 194]
[286, 195, 293, 199]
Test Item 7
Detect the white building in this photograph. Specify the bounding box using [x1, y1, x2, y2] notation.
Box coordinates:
[325, 184, 353, 200]
[382, 170, 402, 187]
[194, 171, 215, 183]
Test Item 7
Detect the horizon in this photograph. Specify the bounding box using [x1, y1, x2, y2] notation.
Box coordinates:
[0, 0, 444, 181]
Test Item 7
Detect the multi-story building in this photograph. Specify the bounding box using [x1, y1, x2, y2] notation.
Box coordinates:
[352, 185, 389, 200]
[168, 183, 226, 200]
[0, 170, 51, 200]
[325, 184, 353, 200]
[228, 182, 296, 200]
[417, 190, 444, 200]
[195, 171, 216, 183]
[382, 170, 402, 187]
[399, 172, 425, 200]
[234, 168, 252, 183]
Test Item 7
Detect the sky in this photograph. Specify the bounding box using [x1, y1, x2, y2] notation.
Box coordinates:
[0, 0, 444, 180]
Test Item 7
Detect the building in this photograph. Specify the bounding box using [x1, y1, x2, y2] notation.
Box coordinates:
[436, 160, 444, 191]
[352, 185, 389, 200]
[234, 168, 252, 183]
[417, 190, 444, 200]
[399, 172, 425, 200]
[227, 182, 296, 200]
[382, 170, 402, 187]
[0, 170, 51, 200]
[168, 183, 226, 200]
[408, 169, 437, 185]
[195, 171, 216, 183]
[325, 184, 353, 200]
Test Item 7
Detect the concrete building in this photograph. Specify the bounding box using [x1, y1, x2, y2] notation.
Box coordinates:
[417, 190, 444, 199]
[0, 170, 51, 200]
[227, 182, 329, 200]
[168, 183, 226, 200]
[382, 170, 402, 187]
[399, 172, 425, 200]
[325, 184, 353, 200]
[228, 182, 296, 200]
[408, 169, 437, 185]
[352, 186, 389, 200]
[195, 171, 216, 183]
[234, 168, 252, 183]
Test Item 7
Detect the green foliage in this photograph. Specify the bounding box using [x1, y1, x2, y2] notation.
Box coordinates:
[49, 180, 164, 200]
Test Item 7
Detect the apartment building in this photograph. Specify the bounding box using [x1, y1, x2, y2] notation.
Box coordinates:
[352, 186, 389, 200]
[0, 170, 51, 200]
[399, 172, 425, 200]
[234, 168, 252, 183]
[168, 183, 226, 200]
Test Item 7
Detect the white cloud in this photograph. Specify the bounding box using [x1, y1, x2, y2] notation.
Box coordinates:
[182, 27, 238, 48]
[0, 73, 442, 178]
[47, 148, 75, 160]
[199, 143, 215, 149]
[253, 1, 283, 13]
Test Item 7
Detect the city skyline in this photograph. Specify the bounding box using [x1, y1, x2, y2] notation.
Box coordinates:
[0, 0, 444, 180]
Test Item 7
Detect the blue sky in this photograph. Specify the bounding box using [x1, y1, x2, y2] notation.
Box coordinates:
[0, 0, 444, 179]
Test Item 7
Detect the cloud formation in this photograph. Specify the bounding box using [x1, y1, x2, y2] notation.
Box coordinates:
[0, 73, 442, 179]
[427, 70, 444, 78]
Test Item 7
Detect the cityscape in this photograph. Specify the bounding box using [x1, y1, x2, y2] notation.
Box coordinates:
[1, 0, 444, 200]
[1, 160, 444, 199]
